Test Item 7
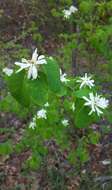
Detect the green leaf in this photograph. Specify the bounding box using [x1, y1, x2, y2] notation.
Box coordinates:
[74, 88, 91, 98]
[57, 84, 67, 96]
[43, 58, 61, 93]
[6, 71, 30, 107]
[27, 73, 48, 105]
[74, 99, 99, 128]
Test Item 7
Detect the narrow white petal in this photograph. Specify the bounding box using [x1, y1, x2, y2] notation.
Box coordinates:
[32, 48, 38, 62]
[95, 107, 103, 116]
[80, 82, 84, 89]
[27, 66, 33, 79]
[15, 62, 30, 73]
[84, 102, 91, 106]
[15, 62, 30, 68]
[32, 65, 38, 79]
[83, 96, 90, 102]
[37, 59, 47, 65]
[89, 109, 93, 115]
[38, 55, 45, 60]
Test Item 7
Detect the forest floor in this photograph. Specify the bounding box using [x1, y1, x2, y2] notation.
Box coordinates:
[0, 112, 112, 190]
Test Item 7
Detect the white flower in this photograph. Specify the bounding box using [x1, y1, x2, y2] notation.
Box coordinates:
[76, 73, 95, 89]
[101, 160, 111, 165]
[63, 9, 71, 19]
[69, 5, 78, 13]
[71, 102, 75, 111]
[96, 96, 109, 109]
[29, 116, 37, 130]
[62, 119, 69, 126]
[15, 48, 47, 80]
[44, 102, 49, 107]
[83, 93, 109, 116]
[60, 69, 70, 83]
[3, 67, 13, 76]
[63, 5, 78, 19]
[37, 108, 47, 119]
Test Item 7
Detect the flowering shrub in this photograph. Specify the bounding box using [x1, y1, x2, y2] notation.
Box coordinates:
[2, 48, 109, 169]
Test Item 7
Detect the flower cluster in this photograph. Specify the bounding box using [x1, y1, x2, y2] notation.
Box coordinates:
[29, 101, 71, 130]
[63, 5, 78, 19]
[29, 102, 49, 130]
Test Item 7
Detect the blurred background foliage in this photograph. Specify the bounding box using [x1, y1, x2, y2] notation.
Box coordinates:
[0, 0, 112, 76]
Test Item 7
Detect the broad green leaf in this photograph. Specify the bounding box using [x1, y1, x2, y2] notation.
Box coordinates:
[6, 71, 30, 107]
[43, 58, 61, 93]
[27, 73, 48, 105]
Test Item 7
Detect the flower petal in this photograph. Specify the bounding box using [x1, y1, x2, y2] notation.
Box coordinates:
[15, 62, 30, 73]
[38, 55, 45, 60]
[27, 65, 33, 79]
[15, 62, 30, 68]
[32, 48, 38, 62]
[32, 65, 38, 79]
[37, 59, 47, 64]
